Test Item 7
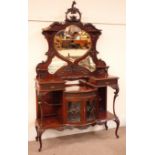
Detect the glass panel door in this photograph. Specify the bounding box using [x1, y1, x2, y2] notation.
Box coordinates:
[86, 100, 96, 122]
[67, 101, 81, 123]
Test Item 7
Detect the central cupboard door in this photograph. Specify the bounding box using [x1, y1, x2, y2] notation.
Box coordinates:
[64, 97, 97, 125]
[86, 99, 96, 122]
[67, 101, 82, 123]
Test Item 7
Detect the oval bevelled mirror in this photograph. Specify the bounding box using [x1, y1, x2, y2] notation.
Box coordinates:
[54, 25, 92, 62]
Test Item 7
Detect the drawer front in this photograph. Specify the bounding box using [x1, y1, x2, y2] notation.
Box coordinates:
[64, 91, 96, 99]
[39, 83, 64, 91]
[96, 79, 117, 86]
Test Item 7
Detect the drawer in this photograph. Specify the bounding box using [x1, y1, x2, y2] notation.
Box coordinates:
[93, 79, 117, 87]
[64, 91, 96, 99]
[39, 83, 65, 91]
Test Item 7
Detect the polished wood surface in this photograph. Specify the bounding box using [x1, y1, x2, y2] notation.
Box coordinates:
[34, 1, 120, 152]
[35, 111, 115, 129]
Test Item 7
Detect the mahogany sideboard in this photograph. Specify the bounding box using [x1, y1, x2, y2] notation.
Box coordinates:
[34, 1, 120, 152]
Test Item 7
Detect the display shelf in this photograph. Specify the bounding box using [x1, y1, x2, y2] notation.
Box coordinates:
[36, 111, 116, 129]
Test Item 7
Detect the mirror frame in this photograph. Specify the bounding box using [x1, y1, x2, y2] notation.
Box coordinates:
[36, 2, 108, 80]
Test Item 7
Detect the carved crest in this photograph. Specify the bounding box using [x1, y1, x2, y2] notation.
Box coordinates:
[65, 1, 82, 22]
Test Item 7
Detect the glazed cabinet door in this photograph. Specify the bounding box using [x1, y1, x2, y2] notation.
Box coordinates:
[67, 101, 82, 123]
[63, 98, 84, 125]
[63, 97, 97, 125]
[86, 99, 96, 122]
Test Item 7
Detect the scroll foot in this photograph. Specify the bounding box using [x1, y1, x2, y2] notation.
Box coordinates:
[104, 121, 108, 130]
[38, 130, 43, 152]
[114, 118, 120, 138]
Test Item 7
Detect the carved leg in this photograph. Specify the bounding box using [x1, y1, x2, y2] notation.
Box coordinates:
[111, 84, 120, 138]
[114, 118, 120, 138]
[38, 130, 44, 152]
[104, 121, 108, 130]
[35, 126, 39, 141]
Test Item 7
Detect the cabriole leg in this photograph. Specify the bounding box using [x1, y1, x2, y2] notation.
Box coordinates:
[38, 130, 44, 152]
[35, 126, 39, 141]
[111, 84, 120, 138]
[114, 118, 120, 138]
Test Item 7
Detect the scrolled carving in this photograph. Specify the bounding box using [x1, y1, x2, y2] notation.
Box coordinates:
[96, 59, 107, 68]
[55, 64, 91, 79]
[93, 68, 108, 77]
[84, 23, 101, 33]
[65, 1, 81, 22]
[42, 22, 65, 33]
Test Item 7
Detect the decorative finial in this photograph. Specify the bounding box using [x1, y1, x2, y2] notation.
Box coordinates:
[72, 1, 76, 9]
[65, 0, 81, 22]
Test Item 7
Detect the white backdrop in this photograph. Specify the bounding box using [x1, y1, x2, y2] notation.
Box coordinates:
[28, 0, 125, 141]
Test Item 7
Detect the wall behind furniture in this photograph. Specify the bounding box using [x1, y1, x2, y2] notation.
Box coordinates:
[28, 0, 125, 141]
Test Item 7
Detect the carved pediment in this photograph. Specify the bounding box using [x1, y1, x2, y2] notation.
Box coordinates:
[84, 23, 101, 33]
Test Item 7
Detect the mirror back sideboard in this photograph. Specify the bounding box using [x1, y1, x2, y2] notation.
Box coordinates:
[35, 1, 120, 152]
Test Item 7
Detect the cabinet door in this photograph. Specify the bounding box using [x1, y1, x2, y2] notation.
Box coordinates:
[67, 101, 82, 123]
[86, 99, 96, 122]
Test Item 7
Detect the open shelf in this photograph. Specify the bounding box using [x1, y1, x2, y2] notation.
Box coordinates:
[36, 111, 115, 129]
[36, 117, 62, 129]
[98, 111, 115, 121]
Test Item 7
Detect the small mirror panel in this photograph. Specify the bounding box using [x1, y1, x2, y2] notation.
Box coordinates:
[48, 56, 67, 74]
[79, 56, 96, 72]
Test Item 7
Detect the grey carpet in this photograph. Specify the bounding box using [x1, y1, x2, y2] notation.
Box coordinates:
[29, 127, 126, 155]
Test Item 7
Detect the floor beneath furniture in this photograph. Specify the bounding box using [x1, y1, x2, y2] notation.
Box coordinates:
[28, 127, 126, 155]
